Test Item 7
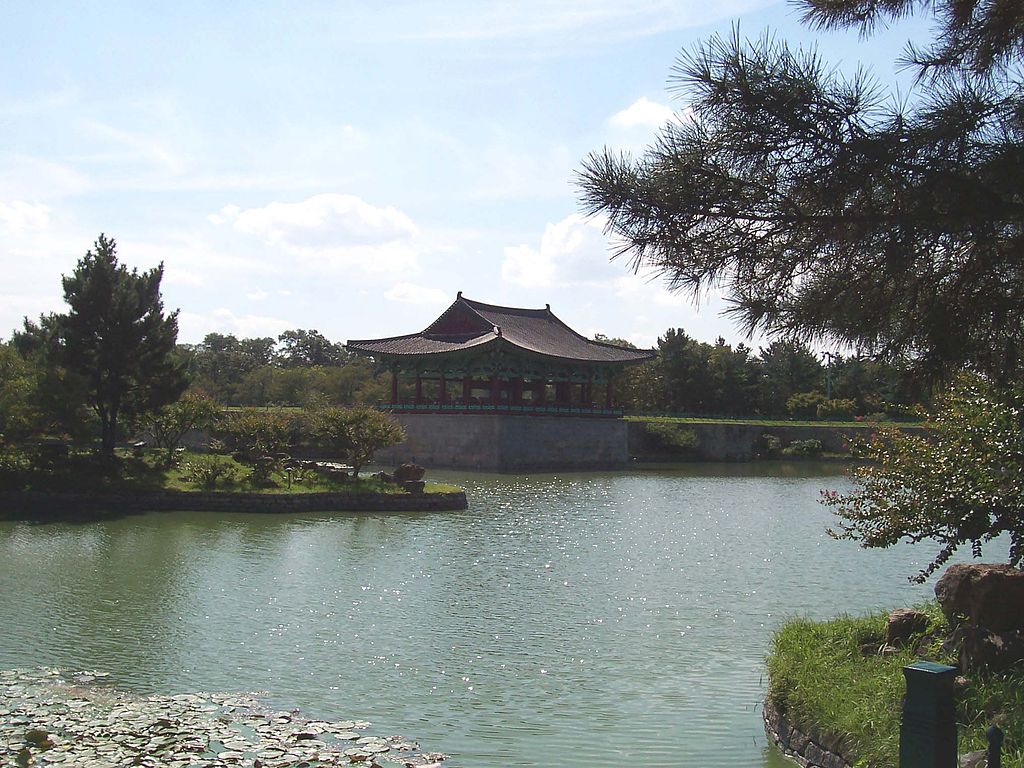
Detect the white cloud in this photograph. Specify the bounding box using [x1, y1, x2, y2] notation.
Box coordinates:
[207, 205, 240, 226]
[212, 194, 421, 276]
[384, 282, 450, 305]
[177, 308, 294, 343]
[220, 193, 417, 248]
[501, 213, 619, 288]
[163, 269, 206, 288]
[0, 201, 50, 234]
[121, 234, 278, 286]
[501, 244, 557, 288]
[609, 97, 677, 129]
[246, 289, 270, 301]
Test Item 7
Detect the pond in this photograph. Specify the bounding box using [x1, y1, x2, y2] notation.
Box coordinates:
[0, 463, 1000, 767]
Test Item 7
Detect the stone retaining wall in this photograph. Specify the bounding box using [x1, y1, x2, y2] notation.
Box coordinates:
[374, 414, 629, 471]
[0, 489, 467, 520]
[763, 698, 853, 768]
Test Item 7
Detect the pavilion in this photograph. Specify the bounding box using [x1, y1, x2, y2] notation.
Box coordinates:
[347, 293, 654, 416]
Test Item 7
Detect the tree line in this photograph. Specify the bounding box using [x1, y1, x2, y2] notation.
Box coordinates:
[122, 326, 933, 420]
[3, 250, 929, 457]
[180, 330, 388, 407]
[607, 331, 926, 420]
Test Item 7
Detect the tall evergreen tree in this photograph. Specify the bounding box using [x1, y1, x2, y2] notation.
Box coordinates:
[26, 234, 187, 457]
[577, 0, 1024, 572]
[577, 3, 1024, 381]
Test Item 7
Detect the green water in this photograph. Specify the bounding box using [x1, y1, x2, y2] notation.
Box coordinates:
[0, 463, 986, 766]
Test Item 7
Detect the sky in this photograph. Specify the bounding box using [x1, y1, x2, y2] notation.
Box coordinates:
[1, 1, 936, 350]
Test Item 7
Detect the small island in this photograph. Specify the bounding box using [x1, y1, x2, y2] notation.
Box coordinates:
[0, 446, 467, 521]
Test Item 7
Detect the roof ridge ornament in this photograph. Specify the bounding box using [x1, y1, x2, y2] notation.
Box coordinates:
[493, 325, 502, 336]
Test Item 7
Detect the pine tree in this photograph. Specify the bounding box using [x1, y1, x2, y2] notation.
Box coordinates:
[577, 2, 1024, 381]
[29, 234, 187, 457]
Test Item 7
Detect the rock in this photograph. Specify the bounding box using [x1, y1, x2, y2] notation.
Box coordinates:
[935, 563, 1024, 632]
[402, 481, 425, 495]
[960, 625, 1024, 673]
[960, 750, 987, 768]
[886, 608, 931, 647]
[858, 642, 881, 656]
[393, 463, 425, 482]
[804, 742, 825, 765]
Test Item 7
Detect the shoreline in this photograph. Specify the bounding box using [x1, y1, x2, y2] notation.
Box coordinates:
[0, 488, 468, 521]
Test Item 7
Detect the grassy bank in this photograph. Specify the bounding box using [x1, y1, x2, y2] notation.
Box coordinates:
[766, 605, 1023, 767]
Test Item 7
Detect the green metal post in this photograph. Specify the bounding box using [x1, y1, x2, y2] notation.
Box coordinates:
[900, 661, 958, 768]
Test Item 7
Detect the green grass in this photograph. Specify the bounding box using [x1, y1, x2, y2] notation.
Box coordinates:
[766, 604, 1023, 767]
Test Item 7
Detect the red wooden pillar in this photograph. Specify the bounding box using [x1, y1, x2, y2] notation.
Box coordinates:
[463, 376, 472, 402]
[490, 376, 501, 405]
[414, 375, 423, 404]
[439, 374, 447, 404]
[390, 371, 398, 404]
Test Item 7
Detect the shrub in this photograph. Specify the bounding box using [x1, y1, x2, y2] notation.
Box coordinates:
[179, 455, 239, 490]
[787, 391, 828, 419]
[824, 374, 1024, 581]
[816, 398, 856, 421]
[882, 401, 923, 422]
[0, 441, 31, 489]
[312, 406, 405, 476]
[760, 434, 783, 457]
[143, 390, 222, 466]
[214, 408, 305, 461]
[642, 421, 699, 454]
[782, 438, 823, 457]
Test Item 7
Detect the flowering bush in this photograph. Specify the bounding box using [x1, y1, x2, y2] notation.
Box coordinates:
[822, 374, 1024, 581]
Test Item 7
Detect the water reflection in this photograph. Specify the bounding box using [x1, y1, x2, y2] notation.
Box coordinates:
[0, 464, 1009, 767]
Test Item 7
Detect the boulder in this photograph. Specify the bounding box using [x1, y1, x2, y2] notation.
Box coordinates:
[393, 462, 425, 482]
[934, 563, 1024, 632]
[886, 608, 931, 647]
[959, 625, 1024, 674]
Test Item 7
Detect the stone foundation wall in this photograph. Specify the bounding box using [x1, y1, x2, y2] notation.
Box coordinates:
[763, 698, 853, 768]
[0, 489, 467, 520]
[374, 414, 629, 472]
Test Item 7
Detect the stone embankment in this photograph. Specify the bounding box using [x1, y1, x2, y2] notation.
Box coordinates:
[0, 489, 467, 520]
[763, 698, 852, 768]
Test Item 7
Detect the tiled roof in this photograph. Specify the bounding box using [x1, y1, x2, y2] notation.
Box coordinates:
[347, 294, 654, 364]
